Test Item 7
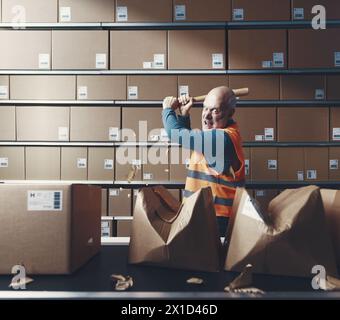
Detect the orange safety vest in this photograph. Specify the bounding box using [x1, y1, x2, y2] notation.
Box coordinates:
[183, 123, 245, 218]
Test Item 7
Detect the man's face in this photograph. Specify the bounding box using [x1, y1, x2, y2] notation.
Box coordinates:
[201, 103, 229, 130]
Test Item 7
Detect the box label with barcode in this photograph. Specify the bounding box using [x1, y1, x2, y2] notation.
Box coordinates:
[143, 173, 153, 180]
[212, 54, 224, 69]
[333, 128, 340, 141]
[104, 159, 114, 170]
[264, 128, 274, 141]
[262, 60, 272, 68]
[297, 171, 304, 181]
[175, 5, 186, 21]
[335, 52, 340, 67]
[128, 86, 138, 100]
[179, 85, 189, 96]
[109, 127, 120, 141]
[233, 8, 244, 21]
[306, 170, 317, 180]
[77, 158, 87, 169]
[96, 54, 107, 69]
[293, 8, 304, 20]
[116, 6, 128, 22]
[60, 7, 71, 22]
[245, 159, 250, 175]
[153, 54, 165, 69]
[38, 54, 50, 69]
[143, 61, 153, 69]
[0, 86, 8, 99]
[58, 127, 69, 141]
[315, 89, 325, 100]
[27, 191, 63, 211]
[110, 189, 119, 196]
[78, 86, 88, 100]
[256, 190, 265, 197]
[330, 159, 339, 170]
[268, 160, 277, 170]
[0, 157, 8, 168]
[255, 135, 264, 141]
[273, 52, 284, 68]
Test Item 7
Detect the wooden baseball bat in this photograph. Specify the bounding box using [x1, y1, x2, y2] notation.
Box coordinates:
[193, 87, 249, 102]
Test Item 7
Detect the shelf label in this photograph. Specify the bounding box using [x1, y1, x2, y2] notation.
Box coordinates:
[233, 8, 244, 21]
[38, 54, 50, 69]
[60, 7, 71, 22]
[273, 52, 284, 68]
[175, 5, 186, 21]
[0, 86, 8, 99]
[306, 170, 317, 180]
[116, 6, 128, 22]
[110, 189, 119, 196]
[333, 128, 340, 141]
[212, 53, 224, 69]
[315, 89, 325, 100]
[78, 86, 88, 100]
[297, 171, 304, 181]
[143, 173, 153, 180]
[96, 54, 107, 69]
[77, 158, 87, 169]
[58, 127, 69, 141]
[104, 159, 114, 170]
[264, 128, 274, 141]
[267, 160, 277, 170]
[0, 157, 8, 168]
[330, 159, 339, 170]
[153, 54, 165, 69]
[27, 191, 62, 211]
[293, 8, 304, 20]
[335, 52, 340, 67]
[179, 85, 189, 96]
[128, 86, 138, 100]
[109, 127, 120, 141]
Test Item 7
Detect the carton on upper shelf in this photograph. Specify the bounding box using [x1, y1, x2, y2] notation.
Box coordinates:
[0, 106, 15, 141]
[87, 147, 115, 181]
[60, 147, 88, 181]
[0, 147, 25, 180]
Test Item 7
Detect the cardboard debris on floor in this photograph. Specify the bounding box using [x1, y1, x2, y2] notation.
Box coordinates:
[111, 274, 134, 291]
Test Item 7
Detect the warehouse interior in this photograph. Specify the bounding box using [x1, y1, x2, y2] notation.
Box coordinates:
[0, 0, 340, 302]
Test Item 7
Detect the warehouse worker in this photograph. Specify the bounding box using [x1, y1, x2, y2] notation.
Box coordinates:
[162, 86, 245, 237]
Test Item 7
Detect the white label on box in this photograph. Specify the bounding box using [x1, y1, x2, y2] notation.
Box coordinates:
[262, 60, 272, 68]
[78, 86, 88, 100]
[268, 160, 277, 170]
[185, 158, 190, 169]
[101, 221, 110, 228]
[96, 54, 107, 69]
[38, 54, 50, 69]
[315, 89, 325, 100]
[131, 159, 141, 169]
[116, 6, 128, 22]
[60, 7, 71, 22]
[150, 135, 160, 141]
[212, 54, 224, 69]
[273, 52, 284, 68]
[109, 189, 119, 196]
[256, 190, 265, 197]
[233, 8, 244, 21]
[128, 86, 138, 100]
[245, 159, 250, 175]
[27, 191, 62, 211]
[104, 159, 114, 170]
[153, 54, 165, 69]
[241, 195, 263, 222]
[0, 157, 8, 168]
[175, 5, 186, 21]
[179, 85, 189, 96]
[335, 52, 340, 67]
[330, 159, 339, 170]
[101, 227, 110, 237]
[77, 158, 87, 169]
[109, 127, 120, 141]
[297, 171, 304, 181]
[255, 135, 264, 141]
[307, 170, 317, 180]
[58, 127, 68, 141]
[293, 8, 304, 20]
[0, 86, 8, 99]
[264, 128, 274, 141]
[143, 173, 153, 180]
[333, 128, 340, 141]
[143, 61, 153, 69]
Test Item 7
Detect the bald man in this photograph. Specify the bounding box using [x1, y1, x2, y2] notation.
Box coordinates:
[162, 86, 246, 236]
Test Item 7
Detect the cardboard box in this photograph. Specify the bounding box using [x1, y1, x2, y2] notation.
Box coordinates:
[278, 107, 329, 142]
[2, 0, 58, 23]
[52, 30, 109, 70]
[115, 147, 142, 181]
[16, 106, 70, 142]
[304, 147, 329, 182]
[0, 31, 51, 70]
[229, 29, 287, 70]
[234, 107, 276, 142]
[177, 75, 228, 98]
[142, 147, 169, 181]
[0, 147, 25, 180]
[110, 30, 167, 70]
[122, 107, 164, 142]
[70, 107, 121, 142]
[169, 146, 191, 182]
[10, 76, 76, 100]
[253, 189, 278, 214]
[243, 147, 250, 179]
[108, 188, 131, 216]
[58, 0, 115, 22]
[288, 29, 340, 69]
[231, 0, 290, 21]
[291, 0, 340, 20]
[60, 147, 88, 181]
[101, 221, 112, 237]
[173, 0, 231, 22]
[0, 76, 9, 100]
[76, 76, 126, 100]
[127, 75, 177, 100]
[117, 220, 132, 237]
[0, 106, 15, 141]
[250, 147, 278, 181]
[0, 184, 101, 274]
[132, 188, 181, 209]
[327, 75, 340, 100]
[229, 75, 280, 100]
[278, 147, 304, 181]
[101, 189, 108, 216]
[116, 0, 172, 22]
[190, 107, 203, 130]
[280, 75, 326, 100]
[169, 30, 226, 70]
[331, 108, 340, 141]
[329, 147, 340, 180]
[88, 147, 115, 181]
[26, 147, 61, 180]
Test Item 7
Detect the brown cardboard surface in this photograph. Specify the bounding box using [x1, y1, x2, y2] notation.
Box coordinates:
[329, 147, 340, 180]
[250, 147, 278, 181]
[327, 75, 340, 100]
[243, 147, 251, 179]
[25, 147, 61, 180]
[229, 29, 287, 70]
[278, 107, 329, 142]
[110, 30, 167, 70]
[304, 147, 329, 182]
[60, 147, 88, 181]
[101, 189, 108, 216]
[0, 76, 9, 100]
[189, 107, 203, 130]
[70, 107, 121, 142]
[330, 107, 340, 141]
[108, 188, 131, 216]
[278, 147, 304, 181]
[253, 189, 279, 215]
[169, 146, 191, 183]
[291, 0, 340, 20]
[117, 220, 132, 237]
[142, 147, 169, 181]
[0, 147, 25, 180]
[88, 147, 115, 181]
[0, 106, 15, 141]
[169, 30, 226, 70]
[16, 106, 70, 141]
[115, 147, 142, 181]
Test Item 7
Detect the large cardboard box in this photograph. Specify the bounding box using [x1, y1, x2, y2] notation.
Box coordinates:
[231, 0, 290, 21]
[250, 147, 278, 181]
[88, 147, 115, 181]
[280, 75, 326, 100]
[330, 108, 340, 141]
[288, 29, 340, 69]
[102, 189, 108, 216]
[142, 147, 169, 181]
[327, 75, 340, 100]
[291, 0, 340, 20]
[70, 107, 121, 142]
[278, 147, 304, 181]
[108, 188, 131, 216]
[58, 0, 115, 22]
[110, 31, 167, 70]
[169, 146, 191, 182]
[115, 147, 142, 181]
[60, 147, 88, 181]
[234, 107, 276, 142]
[116, 0, 172, 22]
[10, 76, 76, 100]
[229, 29, 287, 70]
[76, 76, 126, 100]
[229, 75, 280, 100]
[127, 76, 177, 100]
[0, 106, 15, 141]
[117, 220, 132, 237]
[253, 189, 279, 214]
[278, 107, 329, 142]
[0, 184, 101, 274]
[329, 147, 340, 180]
[169, 30, 226, 70]
[16, 106, 70, 142]
[0, 76, 9, 100]
[52, 30, 109, 70]
[304, 147, 329, 182]
[225, 186, 338, 277]
[173, 0, 231, 22]
[26, 147, 61, 180]
[0, 31, 51, 70]
[0, 147, 25, 180]
[2, 0, 58, 23]
[243, 147, 250, 179]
